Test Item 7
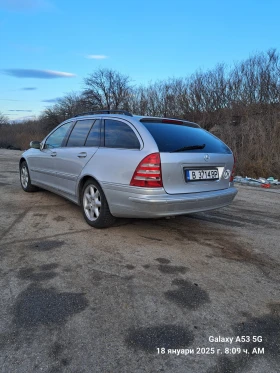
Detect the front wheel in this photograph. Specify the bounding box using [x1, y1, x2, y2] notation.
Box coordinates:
[20, 161, 38, 192]
[81, 179, 116, 228]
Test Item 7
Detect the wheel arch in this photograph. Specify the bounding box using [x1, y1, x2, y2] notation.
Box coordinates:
[19, 157, 27, 169]
[77, 175, 102, 206]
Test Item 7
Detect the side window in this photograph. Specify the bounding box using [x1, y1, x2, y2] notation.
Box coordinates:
[104, 119, 140, 149]
[67, 119, 95, 147]
[85, 120, 101, 147]
[45, 121, 73, 149]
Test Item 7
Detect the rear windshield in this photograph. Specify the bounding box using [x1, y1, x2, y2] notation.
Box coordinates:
[142, 122, 232, 154]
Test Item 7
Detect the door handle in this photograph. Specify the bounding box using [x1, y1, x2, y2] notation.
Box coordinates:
[77, 152, 87, 158]
[50, 152, 57, 157]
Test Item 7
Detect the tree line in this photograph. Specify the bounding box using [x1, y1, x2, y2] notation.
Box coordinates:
[1, 49, 280, 177]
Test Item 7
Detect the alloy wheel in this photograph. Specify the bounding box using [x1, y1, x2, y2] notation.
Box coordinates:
[21, 166, 29, 189]
[83, 184, 102, 221]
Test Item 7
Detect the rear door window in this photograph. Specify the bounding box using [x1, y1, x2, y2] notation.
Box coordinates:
[67, 119, 95, 147]
[142, 122, 231, 154]
[104, 119, 140, 149]
[85, 120, 101, 147]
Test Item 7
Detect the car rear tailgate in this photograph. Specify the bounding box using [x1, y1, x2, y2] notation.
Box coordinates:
[160, 152, 234, 194]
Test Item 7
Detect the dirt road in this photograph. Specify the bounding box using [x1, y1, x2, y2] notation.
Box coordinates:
[0, 149, 279, 373]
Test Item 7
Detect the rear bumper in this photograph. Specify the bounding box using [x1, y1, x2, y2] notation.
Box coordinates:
[103, 184, 238, 218]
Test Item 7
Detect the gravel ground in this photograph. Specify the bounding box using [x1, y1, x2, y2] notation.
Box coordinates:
[0, 149, 279, 373]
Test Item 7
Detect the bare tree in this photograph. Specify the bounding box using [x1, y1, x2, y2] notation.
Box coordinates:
[82, 68, 133, 110]
[40, 92, 86, 132]
[0, 112, 9, 126]
[56, 92, 87, 118]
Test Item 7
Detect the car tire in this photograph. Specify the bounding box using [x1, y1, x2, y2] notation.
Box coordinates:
[81, 179, 116, 228]
[20, 161, 38, 192]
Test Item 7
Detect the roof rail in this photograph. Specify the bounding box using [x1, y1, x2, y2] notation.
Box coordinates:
[74, 110, 133, 117]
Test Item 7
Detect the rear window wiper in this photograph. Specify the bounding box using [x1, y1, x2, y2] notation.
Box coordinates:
[171, 144, 206, 152]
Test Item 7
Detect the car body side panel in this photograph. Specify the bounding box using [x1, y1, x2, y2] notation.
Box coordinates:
[30, 179, 79, 204]
[53, 146, 99, 196]
[23, 148, 61, 190]
[78, 147, 154, 187]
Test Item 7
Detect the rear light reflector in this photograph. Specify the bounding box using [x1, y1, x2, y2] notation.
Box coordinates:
[230, 155, 236, 182]
[130, 153, 163, 187]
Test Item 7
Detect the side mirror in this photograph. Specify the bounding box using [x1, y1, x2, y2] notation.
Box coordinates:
[30, 141, 41, 149]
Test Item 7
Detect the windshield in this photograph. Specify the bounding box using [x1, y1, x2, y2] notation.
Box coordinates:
[142, 122, 232, 154]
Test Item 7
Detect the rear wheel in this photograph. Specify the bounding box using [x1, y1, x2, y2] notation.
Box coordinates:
[81, 179, 116, 228]
[20, 161, 38, 192]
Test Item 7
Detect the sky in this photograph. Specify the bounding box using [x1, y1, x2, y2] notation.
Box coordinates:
[0, 0, 280, 121]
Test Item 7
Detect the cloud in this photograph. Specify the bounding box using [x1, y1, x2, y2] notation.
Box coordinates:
[0, 0, 53, 11]
[21, 87, 37, 90]
[86, 55, 108, 60]
[2, 69, 76, 79]
[41, 97, 62, 103]
[9, 109, 33, 112]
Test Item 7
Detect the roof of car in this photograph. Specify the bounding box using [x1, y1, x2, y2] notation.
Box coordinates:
[74, 110, 133, 117]
[72, 111, 200, 127]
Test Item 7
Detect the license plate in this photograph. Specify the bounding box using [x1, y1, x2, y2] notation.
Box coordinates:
[186, 168, 219, 181]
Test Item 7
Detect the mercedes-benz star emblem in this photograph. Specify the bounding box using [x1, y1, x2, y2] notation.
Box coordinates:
[204, 154, 210, 161]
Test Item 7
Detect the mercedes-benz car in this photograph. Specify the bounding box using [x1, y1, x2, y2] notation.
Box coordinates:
[19, 110, 237, 228]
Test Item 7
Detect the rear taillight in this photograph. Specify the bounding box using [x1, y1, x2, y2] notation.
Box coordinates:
[230, 155, 236, 182]
[130, 153, 163, 188]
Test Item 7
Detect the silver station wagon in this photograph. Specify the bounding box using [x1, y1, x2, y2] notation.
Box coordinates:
[19, 110, 237, 228]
